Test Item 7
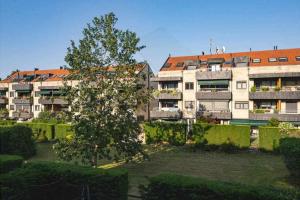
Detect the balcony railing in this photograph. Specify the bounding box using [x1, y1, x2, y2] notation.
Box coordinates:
[249, 109, 300, 122]
[196, 70, 232, 80]
[197, 110, 232, 120]
[154, 90, 182, 100]
[249, 90, 300, 100]
[12, 97, 32, 104]
[196, 91, 231, 100]
[150, 108, 182, 119]
[0, 97, 8, 104]
[12, 111, 33, 120]
[38, 97, 68, 105]
[12, 83, 33, 91]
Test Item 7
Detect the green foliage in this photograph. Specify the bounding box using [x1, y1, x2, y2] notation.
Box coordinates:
[54, 124, 74, 139]
[0, 154, 23, 174]
[32, 111, 69, 124]
[0, 108, 9, 119]
[143, 122, 186, 146]
[268, 117, 279, 127]
[261, 86, 269, 91]
[278, 122, 294, 137]
[192, 123, 250, 150]
[280, 138, 300, 178]
[0, 120, 16, 126]
[250, 85, 256, 92]
[22, 122, 55, 141]
[140, 174, 299, 200]
[274, 86, 281, 91]
[0, 125, 36, 158]
[0, 161, 128, 200]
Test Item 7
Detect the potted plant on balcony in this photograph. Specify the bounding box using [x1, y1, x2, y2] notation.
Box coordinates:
[250, 85, 256, 92]
[261, 86, 269, 92]
[274, 86, 281, 92]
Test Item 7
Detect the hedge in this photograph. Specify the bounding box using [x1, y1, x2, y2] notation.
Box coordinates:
[143, 122, 187, 146]
[280, 137, 300, 178]
[0, 125, 36, 158]
[141, 174, 299, 200]
[0, 154, 24, 174]
[0, 161, 128, 200]
[22, 122, 55, 141]
[192, 123, 250, 149]
[55, 124, 74, 139]
[0, 120, 16, 126]
[259, 127, 281, 151]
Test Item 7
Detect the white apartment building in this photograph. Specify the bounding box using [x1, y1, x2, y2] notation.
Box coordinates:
[0, 63, 153, 121]
[150, 48, 300, 127]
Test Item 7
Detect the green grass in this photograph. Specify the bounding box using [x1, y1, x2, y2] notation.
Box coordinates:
[29, 143, 297, 196]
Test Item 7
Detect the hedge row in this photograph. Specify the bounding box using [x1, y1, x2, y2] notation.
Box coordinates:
[141, 174, 299, 200]
[259, 127, 281, 151]
[22, 122, 55, 141]
[0, 120, 16, 126]
[280, 137, 300, 178]
[0, 161, 128, 200]
[143, 122, 187, 146]
[55, 124, 74, 139]
[192, 123, 250, 149]
[0, 125, 36, 158]
[0, 154, 24, 174]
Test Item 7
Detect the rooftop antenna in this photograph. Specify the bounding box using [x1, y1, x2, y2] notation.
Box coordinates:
[209, 38, 213, 55]
[222, 46, 226, 53]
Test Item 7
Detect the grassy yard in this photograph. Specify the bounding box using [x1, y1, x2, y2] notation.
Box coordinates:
[30, 143, 296, 196]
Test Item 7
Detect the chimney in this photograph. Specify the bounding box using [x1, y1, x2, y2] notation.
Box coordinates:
[202, 51, 205, 55]
[60, 66, 63, 70]
[34, 67, 39, 71]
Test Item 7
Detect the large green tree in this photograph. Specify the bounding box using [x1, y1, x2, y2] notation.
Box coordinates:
[54, 13, 148, 167]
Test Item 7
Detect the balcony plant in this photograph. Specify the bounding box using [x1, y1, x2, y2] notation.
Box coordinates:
[254, 109, 265, 114]
[274, 86, 281, 92]
[261, 86, 269, 92]
[0, 108, 9, 119]
[250, 85, 256, 92]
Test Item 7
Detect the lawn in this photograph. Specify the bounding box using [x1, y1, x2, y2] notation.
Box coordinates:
[30, 143, 296, 197]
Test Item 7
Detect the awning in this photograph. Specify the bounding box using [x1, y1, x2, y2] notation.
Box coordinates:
[16, 90, 31, 93]
[198, 80, 229, 85]
[230, 119, 268, 126]
[40, 90, 52, 95]
[52, 90, 63, 95]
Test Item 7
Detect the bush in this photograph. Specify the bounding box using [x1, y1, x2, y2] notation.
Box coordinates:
[280, 138, 300, 178]
[268, 117, 279, 127]
[140, 174, 299, 200]
[0, 125, 36, 158]
[0, 154, 23, 174]
[55, 124, 74, 139]
[0, 120, 16, 126]
[0, 161, 128, 200]
[22, 122, 55, 141]
[192, 123, 250, 150]
[143, 122, 186, 146]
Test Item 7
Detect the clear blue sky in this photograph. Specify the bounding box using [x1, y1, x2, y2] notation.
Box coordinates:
[1, 0, 300, 78]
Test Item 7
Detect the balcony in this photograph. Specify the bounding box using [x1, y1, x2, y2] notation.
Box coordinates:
[249, 113, 300, 122]
[249, 90, 300, 100]
[196, 70, 231, 80]
[0, 97, 8, 104]
[12, 97, 32, 104]
[0, 87, 8, 91]
[150, 108, 182, 119]
[154, 90, 182, 100]
[150, 76, 182, 82]
[38, 97, 68, 105]
[197, 110, 232, 120]
[12, 83, 33, 91]
[12, 111, 33, 120]
[196, 91, 231, 100]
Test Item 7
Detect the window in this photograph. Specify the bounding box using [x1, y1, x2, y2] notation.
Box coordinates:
[278, 57, 288, 62]
[268, 58, 277, 62]
[161, 100, 178, 108]
[286, 102, 297, 113]
[296, 56, 300, 61]
[208, 64, 221, 72]
[252, 58, 261, 63]
[199, 101, 228, 111]
[10, 92, 14, 97]
[235, 102, 249, 109]
[185, 82, 194, 90]
[176, 62, 184, 68]
[161, 82, 178, 90]
[10, 105, 14, 111]
[162, 63, 171, 68]
[35, 91, 40, 97]
[185, 101, 194, 109]
[35, 105, 40, 111]
[236, 81, 247, 89]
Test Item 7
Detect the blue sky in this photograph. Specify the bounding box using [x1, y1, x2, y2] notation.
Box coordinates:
[1, 0, 300, 78]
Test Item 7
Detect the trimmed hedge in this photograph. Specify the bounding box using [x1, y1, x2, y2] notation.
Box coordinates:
[0, 161, 128, 200]
[192, 123, 250, 149]
[55, 124, 74, 139]
[259, 127, 281, 151]
[0, 125, 36, 158]
[22, 122, 55, 141]
[0, 154, 23, 174]
[0, 120, 16, 126]
[141, 174, 299, 200]
[143, 122, 187, 146]
[280, 137, 300, 178]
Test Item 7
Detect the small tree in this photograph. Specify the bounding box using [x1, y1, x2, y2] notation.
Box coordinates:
[54, 13, 149, 167]
[279, 122, 294, 137]
[268, 117, 279, 127]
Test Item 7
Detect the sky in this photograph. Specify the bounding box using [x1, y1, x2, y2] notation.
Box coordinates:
[0, 0, 300, 78]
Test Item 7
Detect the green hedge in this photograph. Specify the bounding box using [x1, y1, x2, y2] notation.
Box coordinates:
[22, 122, 55, 141]
[0, 154, 24, 174]
[192, 123, 250, 149]
[55, 124, 74, 139]
[0, 120, 16, 126]
[259, 127, 281, 151]
[0, 161, 128, 200]
[280, 137, 300, 178]
[143, 122, 187, 146]
[141, 174, 299, 200]
[0, 125, 36, 158]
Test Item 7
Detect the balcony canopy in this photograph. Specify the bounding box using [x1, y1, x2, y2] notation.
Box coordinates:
[198, 80, 229, 85]
[229, 119, 268, 126]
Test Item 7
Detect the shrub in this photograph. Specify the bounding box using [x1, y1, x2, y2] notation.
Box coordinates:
[140, 174, 299, 200]
[0, 161, 128, 200]
[22, 122, 55, 141]
[268, 117, 279, 127]
[250, 85, 256, 92]
[143, 122, 186, 146]
[261, 86, 269, 91]
[0, 120, 16, 126]
[0, 125, 36, 158]
[0, 154, 23, 174]
[192, 123, 250, 150]
[280, 138, 300, 178]
[55, 124, 74, 139]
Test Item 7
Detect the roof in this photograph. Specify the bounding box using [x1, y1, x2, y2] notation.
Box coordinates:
[160, 48, 300, 71]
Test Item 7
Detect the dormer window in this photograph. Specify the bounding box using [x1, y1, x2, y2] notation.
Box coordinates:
[252, 58, 261, 63]
[163, 63, 171, 68]
[208, 64, 221, 72]
[296, 56, 300, 61]
[278, 57, 288, 62]
[268, 58, 277, 62]
[176, 62, 184, 68]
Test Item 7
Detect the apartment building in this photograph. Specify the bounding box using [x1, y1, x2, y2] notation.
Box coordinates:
[0, 63, 153, 121]
[150, 48, 300, 126]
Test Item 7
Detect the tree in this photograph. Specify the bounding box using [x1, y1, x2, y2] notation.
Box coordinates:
[53, 13, 149, 167]
[279, 122, 294, 137]
[267, 117, 279, 127]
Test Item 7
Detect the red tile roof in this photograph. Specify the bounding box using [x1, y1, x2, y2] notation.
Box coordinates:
[160, 48, 300, 71]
